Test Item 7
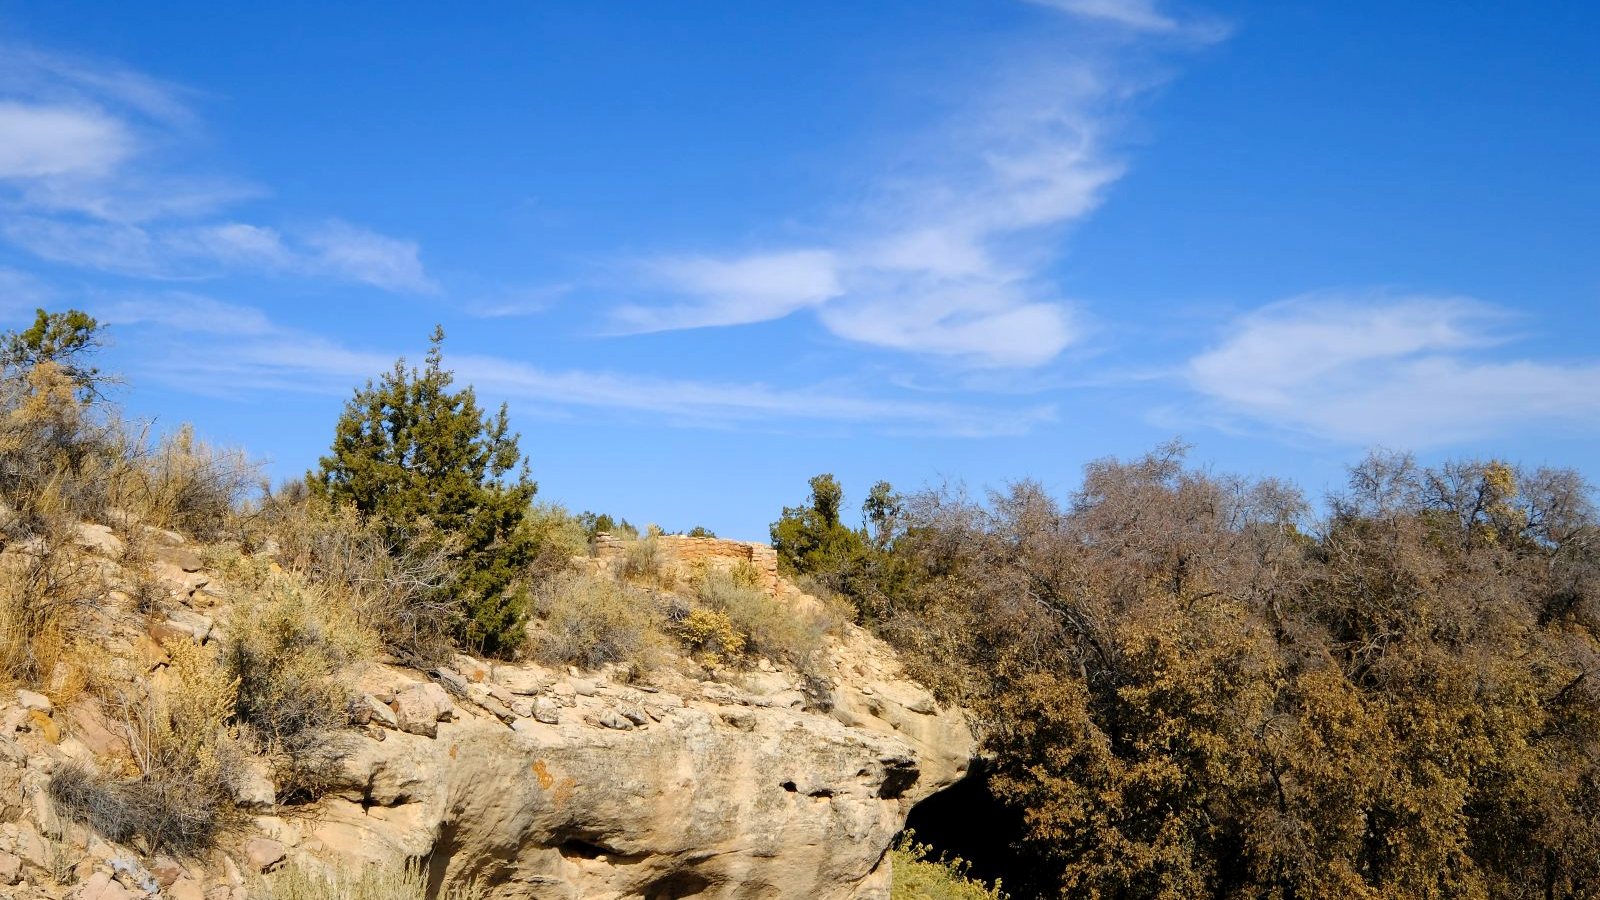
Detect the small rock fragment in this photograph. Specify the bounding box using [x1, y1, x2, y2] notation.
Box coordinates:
[595, 710, 633, 730]
[435, 668, 470, 697]
[532, 698, 562, 725]
[17, 689, 51, 712]
[0, 850, 20, 885]
[362, 694, 398, 728]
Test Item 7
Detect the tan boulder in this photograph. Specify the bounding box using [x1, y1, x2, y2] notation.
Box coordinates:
[244, 837, 286, 873]
[391, 682, 453, 738]
[71, 871, 132, 900]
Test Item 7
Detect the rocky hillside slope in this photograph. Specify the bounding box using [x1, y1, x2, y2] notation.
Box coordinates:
[0, 525, 974, 899]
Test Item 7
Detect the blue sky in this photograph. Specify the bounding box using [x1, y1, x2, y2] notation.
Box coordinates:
[1, 0, 1596, 539]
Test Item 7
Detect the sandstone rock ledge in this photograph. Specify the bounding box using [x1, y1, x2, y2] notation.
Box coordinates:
[309, 613, 973, 900]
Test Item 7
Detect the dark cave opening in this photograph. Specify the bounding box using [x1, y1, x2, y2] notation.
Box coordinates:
[902, 760, 1038, 895]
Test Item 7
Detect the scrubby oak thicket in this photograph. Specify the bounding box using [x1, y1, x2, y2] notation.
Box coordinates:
[780, 446, 1600, 899]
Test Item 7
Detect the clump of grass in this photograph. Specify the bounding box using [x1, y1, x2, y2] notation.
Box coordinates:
[252, 860, 483, 900]
[891, 832, 1007, 900]
[530, 571, 661, 669]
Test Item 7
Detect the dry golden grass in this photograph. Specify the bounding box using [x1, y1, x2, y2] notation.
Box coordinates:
[252, 861, 482, 900]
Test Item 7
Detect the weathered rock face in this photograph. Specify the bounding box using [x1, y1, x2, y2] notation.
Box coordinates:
[0, 527, 975, 899]
[308, 609, 973, 900]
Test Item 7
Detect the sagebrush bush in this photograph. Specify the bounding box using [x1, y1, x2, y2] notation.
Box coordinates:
[112, 424, 256, 542]
[697, 570, 830, 673]
[523, 502, 589, 575]
[253, 861, 482, 900]
[224, 571, 372, 801]
[53, 639, 241, 852]
[531, 572, 660, 669]
[619, 534, 668, 585]
[258, 495, 457, 665]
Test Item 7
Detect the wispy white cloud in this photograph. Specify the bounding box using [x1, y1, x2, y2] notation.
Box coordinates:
[0, 101, 132, 179]
[0, 43, 432, 292]
[92, 292, 279, 337]
[100, 296, 1049, 436]
[302, 221, 436, 293]
[1027, 0, 1177, 32]
[612, 0, 1213, 368]
[615, 250, 843, 331]
[468, 283, 576, 319]
[1186, 294, 1600, 445]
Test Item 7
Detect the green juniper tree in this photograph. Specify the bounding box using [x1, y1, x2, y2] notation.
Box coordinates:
[310, 327, 537, 656]
[1, 308, 110, 399]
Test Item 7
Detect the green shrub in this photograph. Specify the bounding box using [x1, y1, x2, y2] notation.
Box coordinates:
[309, 327, 537, 657]
[531, 572, 660, 669]
[576, 511, 638, 540]
[770, 473, 870, 579]
[892, 833, 1006, 900]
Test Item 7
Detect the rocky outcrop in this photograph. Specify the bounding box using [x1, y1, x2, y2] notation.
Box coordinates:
[0, 527, 975, 899]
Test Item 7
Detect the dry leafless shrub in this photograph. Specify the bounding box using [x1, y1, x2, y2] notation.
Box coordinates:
[110, 424, 258, 542]
[0, 528, 96, 686]
[0, 362, 119, 536]
[223, 569, 372, 801]
[619, 534, 669, 586]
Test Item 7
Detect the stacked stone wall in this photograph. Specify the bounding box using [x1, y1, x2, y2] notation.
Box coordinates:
[590, 533, 784, 595]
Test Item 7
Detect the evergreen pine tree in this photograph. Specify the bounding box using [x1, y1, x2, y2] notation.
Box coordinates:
[310, 327, 537, 655]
